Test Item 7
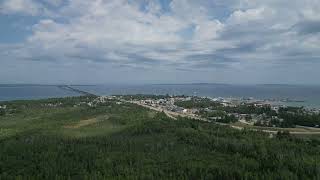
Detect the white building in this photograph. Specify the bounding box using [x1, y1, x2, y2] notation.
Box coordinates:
[271, 106, 280, 113]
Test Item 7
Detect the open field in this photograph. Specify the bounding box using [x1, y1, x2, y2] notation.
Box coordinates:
[0, 96, 320, 179]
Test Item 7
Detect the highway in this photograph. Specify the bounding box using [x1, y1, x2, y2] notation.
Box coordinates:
[129, 101, 320, 135]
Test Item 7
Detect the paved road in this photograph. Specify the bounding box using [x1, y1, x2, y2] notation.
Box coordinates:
[129, 101, 320, 135]
[135, 102, 177, 120]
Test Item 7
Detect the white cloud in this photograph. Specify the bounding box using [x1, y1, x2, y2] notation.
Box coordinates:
[227, 7, 268, 24]
[194, 20, 224, 41]
[43, 0, 63, 7]
[0, 0, 42, 15]
[1, 0, 320, 84]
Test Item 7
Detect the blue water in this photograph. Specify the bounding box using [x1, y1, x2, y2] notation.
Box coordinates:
[73, 84, 320, 108]
[0, 85, 80, 101]
[1, 84, 320, 108]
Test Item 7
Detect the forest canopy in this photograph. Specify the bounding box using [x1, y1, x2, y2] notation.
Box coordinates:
[0, 96, 319, 179]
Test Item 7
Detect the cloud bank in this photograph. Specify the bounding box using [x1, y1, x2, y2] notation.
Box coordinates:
[0, 0, 320, 84]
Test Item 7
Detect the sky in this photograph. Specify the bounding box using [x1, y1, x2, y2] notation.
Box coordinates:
[0, 0, 320, 85]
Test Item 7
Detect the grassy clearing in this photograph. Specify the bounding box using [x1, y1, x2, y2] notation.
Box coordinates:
[0, 96, 152, 139]
[64, 117, 103, 129]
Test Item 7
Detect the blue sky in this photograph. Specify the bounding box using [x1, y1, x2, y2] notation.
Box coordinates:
[0, 0, 320, 84]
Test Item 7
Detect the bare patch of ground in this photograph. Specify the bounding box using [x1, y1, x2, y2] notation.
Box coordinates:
[64, 118, 99, 129]
[147, 111, 156, 118]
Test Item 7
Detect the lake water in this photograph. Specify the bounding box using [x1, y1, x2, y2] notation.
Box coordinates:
[1, 84, 320, 108]
[0, 85, 80, 101]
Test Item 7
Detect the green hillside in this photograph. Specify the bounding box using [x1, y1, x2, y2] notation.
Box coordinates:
[0, 96, 319, 179]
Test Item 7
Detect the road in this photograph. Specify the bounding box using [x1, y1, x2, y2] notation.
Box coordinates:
[135, 102, 178, 120]
[57, 85, 97, 96]
[129, 101, 320, 135]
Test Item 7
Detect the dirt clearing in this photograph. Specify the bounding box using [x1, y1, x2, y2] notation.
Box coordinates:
[64, 118, 99, 129]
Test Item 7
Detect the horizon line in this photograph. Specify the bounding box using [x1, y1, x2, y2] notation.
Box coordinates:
[0, 83, 319, 86]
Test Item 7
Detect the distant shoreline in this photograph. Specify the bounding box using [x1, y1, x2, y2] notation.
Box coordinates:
[1, 83, 320, 87]
[1, 84, 320, 108]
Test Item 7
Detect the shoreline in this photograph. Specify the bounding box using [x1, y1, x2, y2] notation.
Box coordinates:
[1, 84, 320, 108]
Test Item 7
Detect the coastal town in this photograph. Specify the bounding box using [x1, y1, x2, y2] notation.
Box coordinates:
[118, 95, 320, 135]
[122, 95, 318, 122]
[1, 94, 320, 134]
[41, 93, 320, 132]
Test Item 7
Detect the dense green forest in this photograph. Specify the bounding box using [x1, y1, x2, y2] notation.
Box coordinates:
[277, 107, 320, 128]
[0, 96, 320, 179]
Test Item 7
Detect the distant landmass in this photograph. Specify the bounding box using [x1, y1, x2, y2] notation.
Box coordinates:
[1, 83, 320, 108]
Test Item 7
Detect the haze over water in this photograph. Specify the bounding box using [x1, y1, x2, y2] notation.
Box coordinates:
[0, 85, 80, 102]
[1, 84, 320, 108]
